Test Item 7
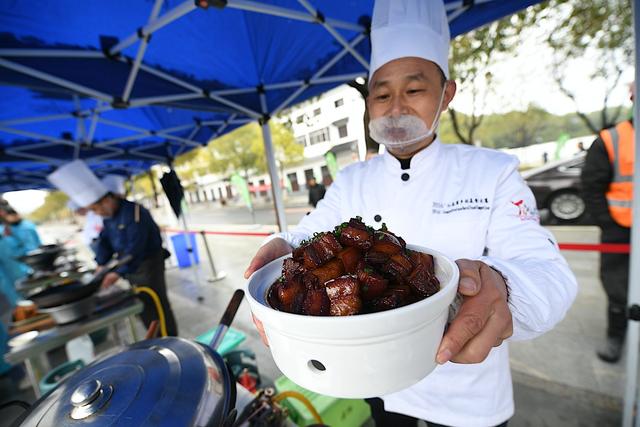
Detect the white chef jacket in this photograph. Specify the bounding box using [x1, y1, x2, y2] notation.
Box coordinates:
[268, 138, 577, 426]
[82, 211, 103, 247]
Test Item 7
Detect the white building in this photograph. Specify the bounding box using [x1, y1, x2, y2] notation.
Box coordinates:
[188, 84, 368, 204]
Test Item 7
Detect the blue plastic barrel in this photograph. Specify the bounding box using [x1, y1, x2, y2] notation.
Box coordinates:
[170, 233, 200, 268]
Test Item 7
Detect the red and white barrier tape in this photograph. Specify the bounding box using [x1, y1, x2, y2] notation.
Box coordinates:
[163, 228, 631, 253]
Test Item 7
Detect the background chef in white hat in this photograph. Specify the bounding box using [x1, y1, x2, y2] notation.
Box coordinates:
[69, 174, 128, 253]
[48, 160, 178, 336]
[245, 0, 577, 425]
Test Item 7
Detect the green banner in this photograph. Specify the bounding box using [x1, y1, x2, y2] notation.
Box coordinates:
[554, 133, 570, 160]
[325, 151, 339, 180]
[230, 173, 252, 210]
[284, 174, 293, 193]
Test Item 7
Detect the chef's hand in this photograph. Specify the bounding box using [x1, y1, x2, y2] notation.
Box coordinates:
[252, 314, 269, 347]
[436, 259, 512, 365]
[244, 238, 293, 347]
[243, 238, 293, 279]
[101, 272, 121, 289]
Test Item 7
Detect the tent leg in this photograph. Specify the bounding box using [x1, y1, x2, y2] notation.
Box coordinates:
[200, 230, 226, 282]
[624, 1, 640, 425]
[261, 121, 288, 232]
[180, 213, 204, 302]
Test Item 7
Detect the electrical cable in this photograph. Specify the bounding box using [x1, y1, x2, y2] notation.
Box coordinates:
[133, 286, 167, 337]
[273, 391, 323, 424]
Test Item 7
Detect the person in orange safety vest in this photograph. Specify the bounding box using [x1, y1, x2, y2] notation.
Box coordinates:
[581, 82, 635, 363]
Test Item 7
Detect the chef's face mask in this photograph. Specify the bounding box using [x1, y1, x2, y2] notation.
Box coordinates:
[369, 85, 447, 153]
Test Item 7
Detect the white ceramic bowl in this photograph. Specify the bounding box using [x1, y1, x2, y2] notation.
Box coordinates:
[245, 244, 459, 398]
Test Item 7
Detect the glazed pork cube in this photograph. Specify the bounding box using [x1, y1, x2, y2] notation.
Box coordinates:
[325, 275, 362, 316]
[337, 217, 374, 250]
[407, 252, 440, 297]
[336, 246, 361, 274]
[357, 267, 388, 301]
[368, 291, 402, 312]
[304, 258, 345, 288]
[282, 258, 305, 282]
[275, 276, 305, 314]
[292, 232, 343, 269]
[301, 285, 330, 316]
[379, 252, 414, 283]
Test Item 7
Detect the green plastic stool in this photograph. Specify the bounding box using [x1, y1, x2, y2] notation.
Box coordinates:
[39, 359, 85, 395]
[275, 376, 371, 427]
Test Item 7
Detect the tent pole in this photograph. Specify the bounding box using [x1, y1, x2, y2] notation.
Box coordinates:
[0, 49, 103, 58]
[0, 114, 71, 126]
[128, 92, 203, 106]
[624, 1, 640, 425]
[108, 0, 196, 56]
[260, 120, 287, 232]
[226, 0, 364, 32]
[122, 0, 164, 102]
[0, 127, 77, 146]
[271, 33, 367, 116]
[297, 0, 369, 69]
[0, 58, 113, 102]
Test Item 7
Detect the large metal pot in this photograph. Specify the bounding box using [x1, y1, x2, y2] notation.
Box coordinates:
[13, 290, 247, 427]
[13, 337, 238, 427]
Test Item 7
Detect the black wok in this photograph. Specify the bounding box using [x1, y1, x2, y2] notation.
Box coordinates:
[29, 280, 100, 309]
[18, 245, 64, 271]
[29, 255, 133, 309]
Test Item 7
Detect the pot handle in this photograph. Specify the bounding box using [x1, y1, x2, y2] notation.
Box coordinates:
[209, 289, 244, 351]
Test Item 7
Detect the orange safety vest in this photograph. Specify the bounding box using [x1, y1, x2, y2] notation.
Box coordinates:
[600, 121, 634, 227]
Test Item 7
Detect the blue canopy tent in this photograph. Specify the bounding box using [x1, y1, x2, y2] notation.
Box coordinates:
[4, 0, 640, 425]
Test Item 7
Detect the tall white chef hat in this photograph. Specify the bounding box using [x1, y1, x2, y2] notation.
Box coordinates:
[369, 0, 450, 81]
[101, 174, 127, 196]
[47, 160, 109, 208]
[66, 199, 80, 211]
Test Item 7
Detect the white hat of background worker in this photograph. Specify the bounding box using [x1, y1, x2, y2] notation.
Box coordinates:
[66, 199, 80, 211]
[101, 174, 126, 196]
[47, 160, 108, 208]
[368, 0, 450, 81]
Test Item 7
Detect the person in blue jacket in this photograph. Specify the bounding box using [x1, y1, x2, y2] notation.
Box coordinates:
[0, 206, 41, 252]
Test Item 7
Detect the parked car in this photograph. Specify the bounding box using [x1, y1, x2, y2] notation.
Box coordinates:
[522, 153, 586, 223]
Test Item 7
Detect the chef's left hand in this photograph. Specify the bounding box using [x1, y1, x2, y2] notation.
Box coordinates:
[436, 259, 512, 365]
[101, 272, 121, 289]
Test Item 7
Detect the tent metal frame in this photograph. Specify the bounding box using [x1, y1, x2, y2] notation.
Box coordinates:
[0, 0, 376, 223]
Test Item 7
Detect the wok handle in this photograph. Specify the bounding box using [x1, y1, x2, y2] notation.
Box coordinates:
[91, 255, 134, 284]
[209, 289, 244, 351]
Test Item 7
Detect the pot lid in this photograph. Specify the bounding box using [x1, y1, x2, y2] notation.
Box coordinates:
[18, 337, 233, 427]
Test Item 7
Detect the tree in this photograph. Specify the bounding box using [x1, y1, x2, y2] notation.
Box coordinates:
[206, 121, 303, 180]
[447, 13, 529, 145]
[491, 104, 552, 149]
[29, 191, 69, 223]
[531, 0, 632, 132]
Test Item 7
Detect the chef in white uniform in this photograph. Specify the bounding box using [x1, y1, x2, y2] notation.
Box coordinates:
[70, 174, 127, 253]
[245, 1, 578, 425]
